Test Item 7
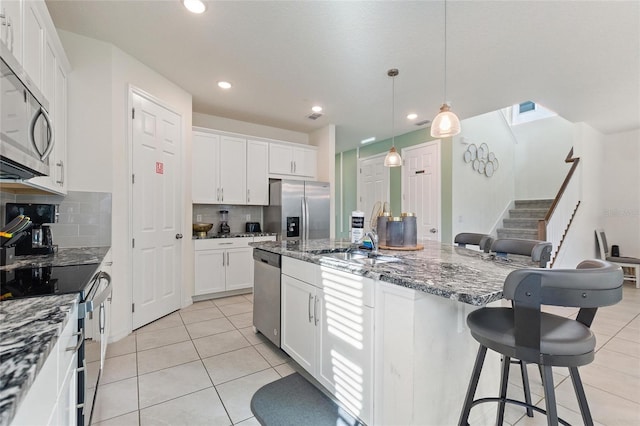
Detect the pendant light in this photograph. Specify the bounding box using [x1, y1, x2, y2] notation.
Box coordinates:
[431, 0, 461, 138]
[384, 69, 402, 167]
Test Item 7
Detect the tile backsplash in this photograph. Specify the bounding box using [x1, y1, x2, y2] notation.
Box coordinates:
[192, 204, 263, 236]
[0, 190, 112, 248]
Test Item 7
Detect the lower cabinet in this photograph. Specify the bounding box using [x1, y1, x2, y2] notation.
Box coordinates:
[281, 257, 374, 425]
[194, 238, 255, 296]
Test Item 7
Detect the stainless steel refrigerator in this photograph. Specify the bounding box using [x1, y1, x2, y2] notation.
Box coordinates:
[264, 180, 330, 240]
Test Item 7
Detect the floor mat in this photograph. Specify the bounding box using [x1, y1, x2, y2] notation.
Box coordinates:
[250, 372, 364, 426]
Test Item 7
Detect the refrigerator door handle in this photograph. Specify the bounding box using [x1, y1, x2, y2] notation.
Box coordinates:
[304, 196, 310, 240]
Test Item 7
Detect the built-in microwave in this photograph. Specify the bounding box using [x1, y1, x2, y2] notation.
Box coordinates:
[0, 42, 54, 180]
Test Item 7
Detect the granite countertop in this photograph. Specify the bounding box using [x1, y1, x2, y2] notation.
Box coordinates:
[250, 239, 537, 305]
[192, 232, 277, 240]
[0, 246, 110, 426]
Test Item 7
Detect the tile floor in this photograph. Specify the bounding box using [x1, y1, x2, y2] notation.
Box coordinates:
[86, 285, 640, 425]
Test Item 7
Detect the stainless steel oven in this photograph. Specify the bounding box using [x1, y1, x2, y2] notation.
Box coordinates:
[0, 42, 54, 180]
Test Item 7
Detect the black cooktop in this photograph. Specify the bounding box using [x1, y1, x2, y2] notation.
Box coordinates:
[0, 263, 101, 301]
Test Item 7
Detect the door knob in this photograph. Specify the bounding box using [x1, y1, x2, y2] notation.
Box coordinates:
[175, 233, 183, 239]
[430, 228, 437, 233]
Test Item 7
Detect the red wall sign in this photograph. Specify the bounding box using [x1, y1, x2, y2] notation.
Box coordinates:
[156, 162, 164, 174]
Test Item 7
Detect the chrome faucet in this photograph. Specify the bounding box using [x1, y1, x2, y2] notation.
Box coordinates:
[364, 230, 379, 255]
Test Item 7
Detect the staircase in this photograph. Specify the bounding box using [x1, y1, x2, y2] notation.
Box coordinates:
[497, 199, 553, 240]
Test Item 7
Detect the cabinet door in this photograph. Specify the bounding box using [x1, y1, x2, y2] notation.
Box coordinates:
[22, 0, 45, 89]
[269, 143, 293, 175]
[218, 136, 246, 204]
[192, 132, 220, 203]
[281, 274, 316, 374]
[292, 146, 316, 178]
[53, 62, 67, 192]
[56, 352, 78, 426]
[246, 140, 269, 205]
[317, 287, 374, 425]
[0, 0, 23, 62]
[225, 247, 253, 291]
[194, 249, 225, 295]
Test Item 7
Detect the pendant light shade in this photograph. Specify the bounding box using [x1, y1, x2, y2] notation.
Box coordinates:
[384, 146, 402, 167]
[431, 0, 461, 138]
[384, 68, 402, 168]
[431, 103, 461, 138]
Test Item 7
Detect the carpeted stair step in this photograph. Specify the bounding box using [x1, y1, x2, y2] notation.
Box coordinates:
[514, 199, 554, 209]
[497, 228, 540, 240]
[503, 218, 540, 229]
[508, 208, 549, 219]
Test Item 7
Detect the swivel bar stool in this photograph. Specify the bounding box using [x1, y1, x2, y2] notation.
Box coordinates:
[459, 259, 623, 426]
[454, 233, 494, 253]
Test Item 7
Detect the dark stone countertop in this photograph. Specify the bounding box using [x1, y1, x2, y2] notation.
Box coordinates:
[0, 246, 110, 426]
[249, 239, 537, 306]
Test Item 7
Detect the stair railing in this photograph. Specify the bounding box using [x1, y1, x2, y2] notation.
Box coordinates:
[538, 148, 581, 264]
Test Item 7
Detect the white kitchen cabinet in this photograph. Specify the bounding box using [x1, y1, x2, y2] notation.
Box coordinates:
[21, 0, 43, 89]
[192, 131, 246, 204]
[11, 301, 79, 426]
[194, 238, 254, 296]
[246, 140, 269, 205]
[1, 0, 23, 63]
[281, 257, 374, 425]
[268, 142, 317, 179]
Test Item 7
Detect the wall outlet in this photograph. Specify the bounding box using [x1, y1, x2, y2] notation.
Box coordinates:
[245, 214, 251, 221]
[196, 214, 202, 222]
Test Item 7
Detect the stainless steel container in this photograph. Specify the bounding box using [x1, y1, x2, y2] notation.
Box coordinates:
[376, 212, 392, 246]
[401, 212, 417, 247]
[386, 217, 404, 247]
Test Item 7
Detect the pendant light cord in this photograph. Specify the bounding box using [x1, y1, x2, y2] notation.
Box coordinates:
[444, 0, 448, 103]
[391, 73, 395, 147]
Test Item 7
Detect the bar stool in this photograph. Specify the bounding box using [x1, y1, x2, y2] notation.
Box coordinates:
[491, 238, 552, 268]
[454, 233, 494, 253]
[459, 259, 623, 426]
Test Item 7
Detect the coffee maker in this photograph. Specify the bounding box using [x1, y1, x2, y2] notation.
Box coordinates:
[5, 203, 58, 255]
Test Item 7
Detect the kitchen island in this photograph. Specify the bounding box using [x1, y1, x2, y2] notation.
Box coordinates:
[250, 239, 535, 425]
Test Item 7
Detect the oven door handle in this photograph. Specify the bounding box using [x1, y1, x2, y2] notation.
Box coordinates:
[66, 329, 84, 353]
[84, 272, 112, 316]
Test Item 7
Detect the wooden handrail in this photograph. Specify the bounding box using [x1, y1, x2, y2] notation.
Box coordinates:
[537, 148, 580, 240]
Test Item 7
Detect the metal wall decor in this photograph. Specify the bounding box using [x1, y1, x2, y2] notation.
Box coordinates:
[463, 143, 499, 177]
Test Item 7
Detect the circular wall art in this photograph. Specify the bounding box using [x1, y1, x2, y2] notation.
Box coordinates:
[463, 142, 498, 178]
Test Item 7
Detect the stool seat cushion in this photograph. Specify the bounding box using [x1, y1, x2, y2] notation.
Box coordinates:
[606, 256, 640, 264]
[467, 307, 595, 358]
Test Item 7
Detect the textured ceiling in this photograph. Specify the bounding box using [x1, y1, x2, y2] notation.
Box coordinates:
[45, 0, 640, 152]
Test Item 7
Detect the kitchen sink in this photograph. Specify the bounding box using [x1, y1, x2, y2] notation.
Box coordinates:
[322, 251, 400, 265]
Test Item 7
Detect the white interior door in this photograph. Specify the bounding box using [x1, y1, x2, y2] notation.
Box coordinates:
[357, 153, 390, 231]
[131, 91, 182, 330]
[402, 141, 441, 242]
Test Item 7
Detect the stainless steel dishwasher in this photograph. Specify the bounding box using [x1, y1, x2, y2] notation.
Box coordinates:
[252, 248, 281, 347]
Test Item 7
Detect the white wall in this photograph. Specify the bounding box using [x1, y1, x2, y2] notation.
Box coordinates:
[193, 112, 309, 144]
[601, 129, 640, 256]
[59, 30, 193, 341]
[452, 110, 516, 238]
[552, 123, 605, 267]
[310, 124, 336, 237]
[512, 114, 574, 200]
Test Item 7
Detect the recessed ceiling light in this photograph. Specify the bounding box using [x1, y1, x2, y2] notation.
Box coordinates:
[361, 137, 376, 144]
[311, 106, 323, 113]
[183, 0, 206, 14]
[217, 81, 232, 89]
[407, 113, 418, 120]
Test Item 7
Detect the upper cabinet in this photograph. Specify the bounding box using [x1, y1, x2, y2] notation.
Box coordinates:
[0, 0, 23, 63]
[269, 142, 317, 179]
[246, 140, 269, 205]
[2, 0, 70, 194]
[192, 130, 248, 205]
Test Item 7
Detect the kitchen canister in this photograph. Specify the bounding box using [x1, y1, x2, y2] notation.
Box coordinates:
[386, 217, 404, 247]
[350, 211, 365, 243]
[376, 212, 392, 246]
[401, 212, 417, 247]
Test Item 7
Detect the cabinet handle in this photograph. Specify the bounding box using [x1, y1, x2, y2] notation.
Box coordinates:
[217, 188, 220, 202]
[308, 293, 313, 323]
[226, 252, 230, 266]
[221, 187, 224, 202]
[291, 160, 294, 173]
[56, 160, 64, 185]
[294, 161, 297, 173]
[222, 252, 225, 267]
[66, 329, 84, 352]
[314, 295, 319, 326]
[247, 189, 250, 203]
